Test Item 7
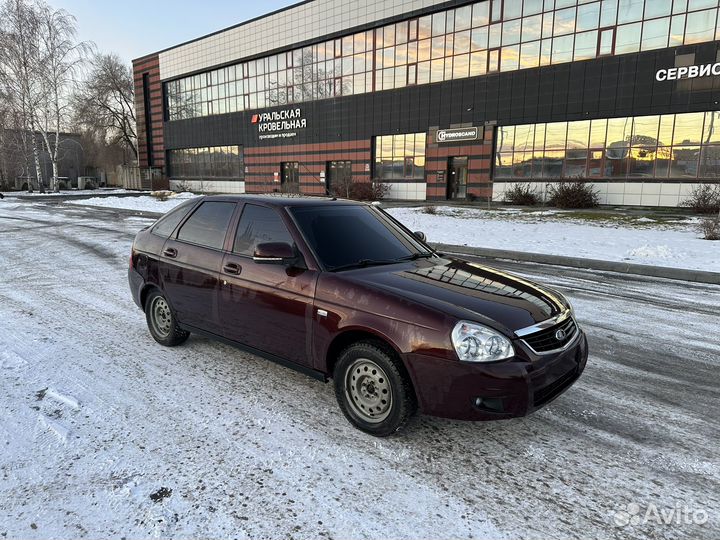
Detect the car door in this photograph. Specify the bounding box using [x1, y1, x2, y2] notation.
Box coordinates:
[161, 200, 237, 335]
[218, 203, 319, 367]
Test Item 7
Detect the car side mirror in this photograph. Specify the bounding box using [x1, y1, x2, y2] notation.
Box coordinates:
[413, 231, 426, 242]
[253, 242, 296, 265]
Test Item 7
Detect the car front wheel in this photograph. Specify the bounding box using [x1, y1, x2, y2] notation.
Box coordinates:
[145, 289, 189, 346]
[334, 342, 417, 436]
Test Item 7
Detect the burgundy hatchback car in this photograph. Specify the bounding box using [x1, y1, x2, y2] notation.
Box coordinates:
[129, 195, 588, 436]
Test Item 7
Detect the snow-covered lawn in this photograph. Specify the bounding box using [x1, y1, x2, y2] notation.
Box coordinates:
[2, 188, 136, 197]
[63, 194, 718, 273]
[387, 206, 719, 272]
[67, 191, 200, 213]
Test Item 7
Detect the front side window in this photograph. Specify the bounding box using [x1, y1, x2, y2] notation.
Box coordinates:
[233, 204, 294, 256]
[291, 205, 427, 270]
[176, 201, 236, 249]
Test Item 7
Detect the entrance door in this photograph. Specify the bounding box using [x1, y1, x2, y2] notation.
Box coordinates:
[326, 160, 352, 195]
[447, 156, 468, 199]
[281, 161, 300, 193]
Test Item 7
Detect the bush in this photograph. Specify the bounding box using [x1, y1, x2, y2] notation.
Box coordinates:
[173, 180, 192, 193]
[681, 184, 720, 214]
[548, 180, 599, 208]
[699, 215, 720, 240]
[504, 183, 539, 206]
[422, 205, 438, 215]
[349, 181, 389, 201]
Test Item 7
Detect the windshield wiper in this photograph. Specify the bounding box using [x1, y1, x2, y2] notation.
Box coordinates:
[329, 253, 434, 272]
[329, 259, 405, 272]
[398, 252, 434, 261]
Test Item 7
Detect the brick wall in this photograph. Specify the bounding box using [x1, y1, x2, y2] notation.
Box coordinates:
[133, 54, 164, 170]
[244, 140, 372, 195]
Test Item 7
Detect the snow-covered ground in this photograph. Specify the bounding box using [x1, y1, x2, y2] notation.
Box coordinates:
[1, 188, 137, 197]
[0, 201, 718, 539]
[63, 195, 719, 272]
[387, 206, 719, 272]
[66, 191, 200, 213]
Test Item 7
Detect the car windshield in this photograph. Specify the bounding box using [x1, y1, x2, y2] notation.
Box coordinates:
[291, 205, 431, 271]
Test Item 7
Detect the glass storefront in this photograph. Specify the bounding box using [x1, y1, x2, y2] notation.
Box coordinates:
[165, 0, 720, 121]
[494, 111, 720, 180]
[374, 133, 426, 181]
[167, 145, 244, 180]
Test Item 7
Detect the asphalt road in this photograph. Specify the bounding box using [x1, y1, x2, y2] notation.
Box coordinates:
[0, 200, 718, 540]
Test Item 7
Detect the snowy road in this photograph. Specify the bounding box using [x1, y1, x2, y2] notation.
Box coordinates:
[0, 200, 718, 540]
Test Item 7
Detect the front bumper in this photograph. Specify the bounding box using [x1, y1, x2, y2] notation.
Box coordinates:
[405, 330, 588, 421]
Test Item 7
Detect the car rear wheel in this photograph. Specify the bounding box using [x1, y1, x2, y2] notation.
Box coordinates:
[334, 342, 416, 436]
[145, 290, 189, 346]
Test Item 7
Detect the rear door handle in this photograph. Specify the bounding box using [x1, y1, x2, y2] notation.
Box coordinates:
[223, 262, 242, 275]
[163, 247, 178, 258]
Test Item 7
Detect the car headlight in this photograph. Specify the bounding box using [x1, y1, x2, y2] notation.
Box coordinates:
[451, 321, 515, 362]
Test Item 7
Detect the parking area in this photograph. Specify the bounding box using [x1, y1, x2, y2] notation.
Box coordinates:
[0, 200, 718, 540]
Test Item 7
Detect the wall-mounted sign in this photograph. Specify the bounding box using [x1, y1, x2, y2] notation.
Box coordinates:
[252, 107, 307, 140]
[656, 62, 720, 82]
[436, 127, 479, 143]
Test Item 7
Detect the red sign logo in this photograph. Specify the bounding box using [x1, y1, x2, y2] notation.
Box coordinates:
[251, 114, 259, 124]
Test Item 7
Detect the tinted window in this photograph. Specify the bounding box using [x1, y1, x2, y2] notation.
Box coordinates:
[233, 204, 294, 256]
[176, 201, 236, 249]
[151, 199, 198, 237]
[291, 205, 425, 270]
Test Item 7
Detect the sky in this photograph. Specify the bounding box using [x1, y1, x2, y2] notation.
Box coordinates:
[50, 0, 300, 63]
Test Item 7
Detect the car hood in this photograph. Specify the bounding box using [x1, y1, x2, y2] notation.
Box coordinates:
[343, 257, 567, 334]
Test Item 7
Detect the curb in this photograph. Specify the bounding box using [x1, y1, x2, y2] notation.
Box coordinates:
[430, 243, 720, 285]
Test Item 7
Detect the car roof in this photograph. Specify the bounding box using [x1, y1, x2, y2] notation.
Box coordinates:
[199, 194, 368, 207]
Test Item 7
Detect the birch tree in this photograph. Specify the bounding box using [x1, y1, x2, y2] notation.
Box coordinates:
[0, 0, 45, 192]
[35, 5, 89, 191]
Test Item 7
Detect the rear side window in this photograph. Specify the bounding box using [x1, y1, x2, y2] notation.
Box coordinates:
[176, 201, 236, 250]
[151, 199, 198, 237]
[233, 204, 294, 256]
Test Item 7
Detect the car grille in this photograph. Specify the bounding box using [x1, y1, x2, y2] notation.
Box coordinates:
[522, 317, 578, 354]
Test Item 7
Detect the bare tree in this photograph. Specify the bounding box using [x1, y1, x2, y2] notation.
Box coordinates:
[73, 53, 137, 162]
[35, 5, 90, 191]
[0, 0, 46, 191]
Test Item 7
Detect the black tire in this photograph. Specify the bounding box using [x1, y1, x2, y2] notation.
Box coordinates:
[334, 341, 417, 437]
[144, 289, 189, 346]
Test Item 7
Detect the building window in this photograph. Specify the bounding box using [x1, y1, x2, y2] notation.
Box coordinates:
[164, 1, 720, 122]
[168, 145, 244, 180]
[374, 133, 426, 181]
[494, 111, 720, 180]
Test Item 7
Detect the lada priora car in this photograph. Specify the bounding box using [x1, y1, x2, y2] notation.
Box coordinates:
[129, 196, 588, 436]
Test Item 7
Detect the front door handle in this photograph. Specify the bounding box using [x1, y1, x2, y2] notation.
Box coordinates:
[223, 262, 242, 275]
[163, 247, 178, 258]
